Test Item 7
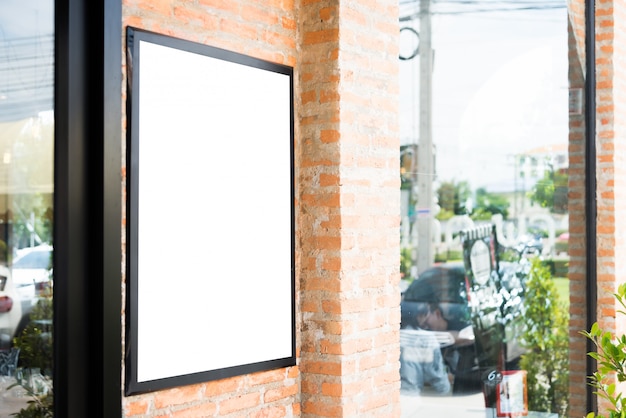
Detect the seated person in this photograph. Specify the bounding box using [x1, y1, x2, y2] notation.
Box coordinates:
[399, 327, 451, 395]
[416, 302, 474, 346]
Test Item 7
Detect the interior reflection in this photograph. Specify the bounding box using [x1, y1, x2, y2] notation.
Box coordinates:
[0, 0, 54, 416]
[399, 0, 570, 417]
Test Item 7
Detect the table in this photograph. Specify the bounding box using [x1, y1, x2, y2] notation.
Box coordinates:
[0, 377, 34, 417]
[0, 382, 30, 418]
[0, 396, 29, 417]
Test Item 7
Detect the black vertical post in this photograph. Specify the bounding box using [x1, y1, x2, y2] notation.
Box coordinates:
[585, 0, 597, 414]
[101, 0, 123, 416]
[55, 0, 89, 414]
[55, 0, 122, 416]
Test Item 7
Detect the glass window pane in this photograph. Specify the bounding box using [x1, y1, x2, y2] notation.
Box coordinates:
[0, 1, 54, 415]
[399, 0, 577, 415]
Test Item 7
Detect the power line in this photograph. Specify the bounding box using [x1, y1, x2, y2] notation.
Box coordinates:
[0, 33, 53, 122]
[401, 6, 566, 21]
[400, 0, 566, 21]
[401, 0, 565, 5]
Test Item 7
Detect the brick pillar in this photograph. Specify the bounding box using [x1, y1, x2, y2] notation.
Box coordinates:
[567, 1, 588, 416]
[297, 1, 401, 417]
[592, 0, 626, 414]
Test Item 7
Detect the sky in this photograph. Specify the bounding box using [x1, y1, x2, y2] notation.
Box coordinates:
[0, 0, 53, 38]
[0, 0, 54, 122]
[0, 0, 569, 193]
[399, 0, 568, 192]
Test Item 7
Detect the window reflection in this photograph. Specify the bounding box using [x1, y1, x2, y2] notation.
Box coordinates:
[0, 0, 54, 415]
[399, 0, 571, 416]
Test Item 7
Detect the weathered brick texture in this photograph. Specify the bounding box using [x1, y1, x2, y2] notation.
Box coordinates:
[569, 0, 626, 416]
[593, 0, 626, 414]
[121, 0, 400, 417]
[567, 1, 587, 416]
[118, 0, 626, 416]
[298, 1, 400, 416]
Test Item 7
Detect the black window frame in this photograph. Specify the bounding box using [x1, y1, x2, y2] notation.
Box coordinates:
[54, 0, 121, 416]
[584, 0, 597, 413]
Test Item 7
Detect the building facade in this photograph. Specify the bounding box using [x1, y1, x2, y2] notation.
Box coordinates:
[2, 0, 623, 417]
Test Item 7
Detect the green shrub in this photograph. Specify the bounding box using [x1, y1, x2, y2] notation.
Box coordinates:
[13, 297, 53, 374]
[400, 247, 413, 280]
[582, 283, 626, 418]
[434, 249, 463, 263]
[435, 208, 454, 221]
[11, 296, 53, 417]
[527, 226, 549, 238]
[10, 386, 53, 417]
[520, 258, 569, 417]
[541, 259, 569, 278]
[554, 240, 568, 254]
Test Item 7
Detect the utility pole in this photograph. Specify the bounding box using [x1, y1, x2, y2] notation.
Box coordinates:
[416, 0, 434, 274]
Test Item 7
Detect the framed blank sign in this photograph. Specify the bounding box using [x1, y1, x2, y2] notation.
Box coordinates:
[125, 27, 295, 395]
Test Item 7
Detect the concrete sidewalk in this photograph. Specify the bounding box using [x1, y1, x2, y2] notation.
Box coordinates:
[401, 391, 485, 417]
[400, 391, 559, 418]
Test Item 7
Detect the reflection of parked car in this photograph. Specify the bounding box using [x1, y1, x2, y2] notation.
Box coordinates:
[0, 265, 23, 348]
[11, 244, 53, 323]
[400, 261, 527, 393]
[12, 244, 53, 299]
[555, 232, 569, 255]
[515, 234, 543, 256]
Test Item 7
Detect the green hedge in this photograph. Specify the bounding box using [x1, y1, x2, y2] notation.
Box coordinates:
[541, 259, 568, 278]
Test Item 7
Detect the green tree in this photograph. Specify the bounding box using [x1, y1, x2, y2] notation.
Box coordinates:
[400, 145, 417, 191]
[472, 188, 510, 220]
[400, 247, 413, 280]
[520, 258, 569, 417]
[11, 193, 53, 249]
[436, 180, 471, 217]
[528, 167, 568, 214]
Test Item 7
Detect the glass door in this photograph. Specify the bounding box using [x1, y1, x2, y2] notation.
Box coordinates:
[399, 0, 587, 416]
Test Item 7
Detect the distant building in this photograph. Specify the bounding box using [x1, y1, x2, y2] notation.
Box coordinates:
[495, 143, 568, 219]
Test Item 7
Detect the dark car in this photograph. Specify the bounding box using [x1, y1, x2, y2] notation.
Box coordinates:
[400, 261, 528, 394]
[515, 233, 543, 257]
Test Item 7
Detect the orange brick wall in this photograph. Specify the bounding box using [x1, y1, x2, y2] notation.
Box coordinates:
[567, 0, 626, 415]
[117, 0, 626, 416]
[594, 0, 626, 414]
[115, 0, 626, 416]
[120, 1, 401, 417]
[297, 0, 400, 417]
[121, 1, 300, 417]
[567, 1, 588, 416]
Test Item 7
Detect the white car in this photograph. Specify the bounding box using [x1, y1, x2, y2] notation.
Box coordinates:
[0, 265, 23, 348]
[11, 244, 53, 320]
[12, 244, 52, 295]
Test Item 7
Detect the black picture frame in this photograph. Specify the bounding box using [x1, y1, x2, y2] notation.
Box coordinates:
[125, 27, 295, 395]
